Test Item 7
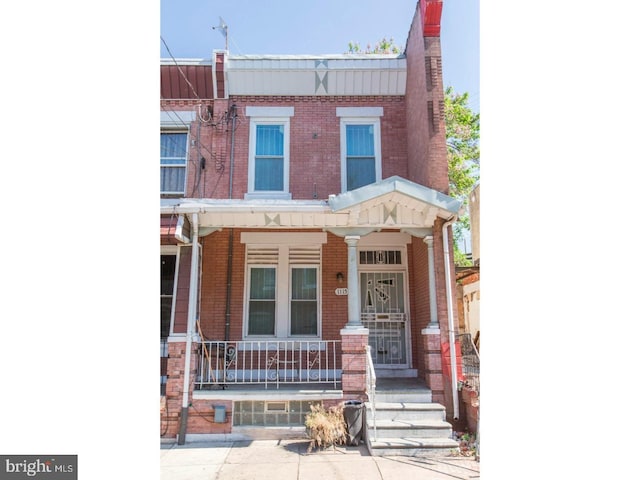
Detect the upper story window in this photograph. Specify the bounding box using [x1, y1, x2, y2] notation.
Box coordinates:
[337, 107, 383, 192]
[160, 110, 195, 196]
[161, 132, 188, 195]
[246, 107, 294, 200]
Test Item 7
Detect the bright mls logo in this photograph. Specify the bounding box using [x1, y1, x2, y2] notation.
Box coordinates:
[0, 456, 77, 479]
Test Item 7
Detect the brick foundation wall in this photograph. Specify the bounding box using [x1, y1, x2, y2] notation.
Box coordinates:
[161, 341, 198, 438]
[340, 331, 368, 401]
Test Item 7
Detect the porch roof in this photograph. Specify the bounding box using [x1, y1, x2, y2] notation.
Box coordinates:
[160, 176, 460, 233]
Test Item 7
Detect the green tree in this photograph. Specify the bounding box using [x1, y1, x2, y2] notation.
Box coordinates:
[347, 37, 401, 54]
[444, 86, 479, 266]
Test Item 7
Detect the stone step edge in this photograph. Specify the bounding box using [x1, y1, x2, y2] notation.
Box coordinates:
[365, 402, 446, 411]
[367, 419, 452, 429]
[368, 437, 459, 449]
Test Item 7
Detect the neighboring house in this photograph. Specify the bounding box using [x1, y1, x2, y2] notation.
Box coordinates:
[456, 182, 479, 346]
[160, 0, 465, 442]
[455, 182, 480, 434]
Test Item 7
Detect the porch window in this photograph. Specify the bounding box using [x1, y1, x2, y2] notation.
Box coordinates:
[248, 267, 276, 335]
[290, 267, 318, 335]
[160, 132, 188, 195]
[242, 232, 326, 339]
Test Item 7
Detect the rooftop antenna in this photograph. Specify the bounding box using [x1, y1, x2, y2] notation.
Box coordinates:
[213, 17, 228, 51]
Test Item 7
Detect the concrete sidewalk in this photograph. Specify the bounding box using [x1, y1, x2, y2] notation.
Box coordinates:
[160, 439, 480, 480]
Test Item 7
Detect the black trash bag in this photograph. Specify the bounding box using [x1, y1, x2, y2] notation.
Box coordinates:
[343, 400, 364, 446]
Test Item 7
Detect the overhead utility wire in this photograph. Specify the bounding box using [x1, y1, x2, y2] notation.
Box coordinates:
[161, 36, 203, 101]
[160, 101, 220, 166]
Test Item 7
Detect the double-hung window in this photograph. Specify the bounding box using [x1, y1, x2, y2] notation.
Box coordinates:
[290, 267, 318, 335]
[160, 110, 194, 196]
[337, 107, 383, 192]
[247, 266, 277, 335]
[246, 107, 293, 199]
[242, 233, 325, 339]
[161, 132, 188, 194]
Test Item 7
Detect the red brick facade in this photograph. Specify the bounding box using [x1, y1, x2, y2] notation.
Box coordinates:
[160, 0, 462, 439]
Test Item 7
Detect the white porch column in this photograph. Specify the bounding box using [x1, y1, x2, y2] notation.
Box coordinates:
[424, 235, 439, 330]
[344, 235, 362, 328]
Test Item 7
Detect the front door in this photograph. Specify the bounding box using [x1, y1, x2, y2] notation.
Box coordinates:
[360, 271, 409, 367]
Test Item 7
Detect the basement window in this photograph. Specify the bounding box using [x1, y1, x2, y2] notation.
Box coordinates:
[233, 400, 318, 426]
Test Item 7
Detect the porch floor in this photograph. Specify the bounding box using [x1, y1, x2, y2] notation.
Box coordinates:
[376, 377, 429, 391]
[193, 383, 343, 401]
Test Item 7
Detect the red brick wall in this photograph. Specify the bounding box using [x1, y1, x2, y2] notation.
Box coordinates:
[198, 229, 351, 342]
[160, 98, 232, 200]
[163, 96, 409, 202]
[198, 229, 244, 340]
[410, 236, 428, 376]
[404, 4, 449, 192]
[322, 233, 349, 338]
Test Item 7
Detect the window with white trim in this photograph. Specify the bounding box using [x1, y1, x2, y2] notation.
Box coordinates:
[246, 107, 293, 199]
[161, 131, 188, 194]
[242, 232, 325, 339]
[338, 107, 383, 192]
[247, 266, 277, 335]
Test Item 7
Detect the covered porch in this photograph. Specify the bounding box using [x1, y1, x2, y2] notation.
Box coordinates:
[160, 176, 461, 439]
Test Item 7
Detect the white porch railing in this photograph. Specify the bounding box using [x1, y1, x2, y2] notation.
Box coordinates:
[365, 345, 377, 441]
[196, 340, 341, 390]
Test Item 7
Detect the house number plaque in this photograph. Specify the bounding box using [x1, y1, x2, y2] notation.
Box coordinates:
[334, 288, 348, 296]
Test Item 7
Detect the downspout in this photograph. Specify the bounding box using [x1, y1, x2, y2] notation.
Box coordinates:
[224, 104, 237, 341]
[442, 215, 460, 420]
[178, 213, 199, 445]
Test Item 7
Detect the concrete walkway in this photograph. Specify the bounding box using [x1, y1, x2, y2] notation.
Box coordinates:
[160, 439, 480, 480]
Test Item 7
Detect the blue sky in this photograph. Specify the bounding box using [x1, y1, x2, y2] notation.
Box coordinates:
[160, 0, 479, 112]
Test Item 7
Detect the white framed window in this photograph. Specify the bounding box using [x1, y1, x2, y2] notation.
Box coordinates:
[160, 131, 188, 194]
[242, 232, 325, 339]
[289, 266, 319, 336]
[246, 107, 294, 200]
[247, 266, 277, 335]
[160, 111, 194, 196]
[337, 107, 383, 193]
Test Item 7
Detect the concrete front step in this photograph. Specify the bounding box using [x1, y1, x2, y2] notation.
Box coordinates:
[367, 437, 460, 456]
[366, 402, 446, 421]
[375, 377, 433, 403]
[364, 400, 457, 457]
[367, 419, 452, 438]
[375, 391, 432, 403]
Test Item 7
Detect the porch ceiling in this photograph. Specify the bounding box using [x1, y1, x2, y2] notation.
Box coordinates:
[160, 176, 460, 232]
